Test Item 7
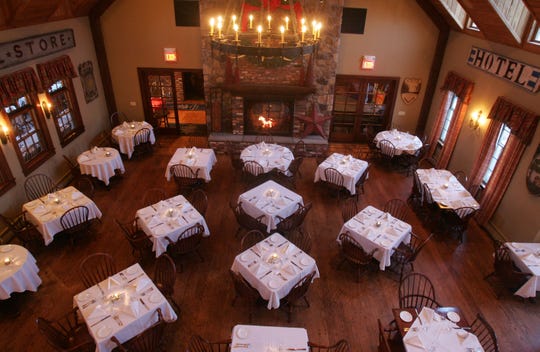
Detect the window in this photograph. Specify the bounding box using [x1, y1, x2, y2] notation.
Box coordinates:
[4, 94, 54, 175]
[438, 92, 458, 145]
[466, 18, 480, 31]
[528, 21, 540, 45]
[488, 0, 530, 43]
[438, 0, 467, 29]
[482, 124, 511, 186]
[47, 79, 84, 146]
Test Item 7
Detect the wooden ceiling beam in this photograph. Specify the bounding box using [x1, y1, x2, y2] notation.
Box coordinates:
[523, 0, 540, 21]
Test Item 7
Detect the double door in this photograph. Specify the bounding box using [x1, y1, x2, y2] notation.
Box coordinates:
[330, 75, 398, 143]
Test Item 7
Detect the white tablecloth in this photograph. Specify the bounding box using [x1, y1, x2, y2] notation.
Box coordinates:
[416, 169, 480, 213]
[374, 130, 423, 155]
[164, 147, 217, 182]
[403, 307, 483, 352]
[111, 121, 155, 159]
[0, 244, 41, 300]
[238, 180, 304, 233]
[78, 147, 125, 186]
[74, 263, 177, 352]
[231, 324, 308, 352]
[314, 153, 369, 195]
[136, 195, 210, 257]
[240, 143, 293, 174]
[338, 205, 412, 270]
[506, 242, 540, 298]
[231, 233, 319, 309]
[22, 186, 103, 245]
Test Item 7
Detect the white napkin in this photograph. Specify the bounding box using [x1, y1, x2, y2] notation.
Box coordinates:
[33, 205, 47, 214]
[522, 253, 540, 264]
[281, 264, 296, 276]
[107, 277, 121, 291]
[134, 277, 151, 293]
[114, 129, 124, 135]
[147, 216, 159, 227]
[251, 263, 267, 276]
[72, 191, 83, 200]
[279, 243, 294, 255]
[122, 121, 129, 128]
[79, 155, 90, 162]
[419, 307, 435, 323]
[403, 334, 424, 349]
[87, 306, 108, 323]
[386, 227, 399, 237]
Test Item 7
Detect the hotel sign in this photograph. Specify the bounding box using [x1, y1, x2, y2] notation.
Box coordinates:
[0, 29, 75, 70]
[467, 46, 540, 93]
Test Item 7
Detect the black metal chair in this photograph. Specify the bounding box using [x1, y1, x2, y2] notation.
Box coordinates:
[24, 174, 57, 201]
[399, 272, 440, 310]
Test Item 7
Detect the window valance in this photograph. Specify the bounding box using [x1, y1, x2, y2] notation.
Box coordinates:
[440, 71, 474, 104]
[36, 55, 77, 88]
[0, 67, 41, 106]
[487, 96, 539, 145]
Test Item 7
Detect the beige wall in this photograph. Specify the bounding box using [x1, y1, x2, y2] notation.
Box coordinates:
[0, 18, 108, 217]
[101, 0, 203, 121]
[338, 0, 438, 132]
[427, 31, 540, 242]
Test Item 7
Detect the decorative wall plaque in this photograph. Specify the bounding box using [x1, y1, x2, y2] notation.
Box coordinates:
[401, 78, 421, 105]
[526, 144, 540, 196]
[78, 60, 98, 103]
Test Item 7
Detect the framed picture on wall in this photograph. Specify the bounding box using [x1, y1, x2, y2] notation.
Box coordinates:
[78, 60, 98, 103]
[526, 143, 540, 196]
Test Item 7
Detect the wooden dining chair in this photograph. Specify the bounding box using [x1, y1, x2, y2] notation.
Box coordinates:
[322, 167, 348, 199]
[280, 271, 316, 322]
[110, 308, 166, 352]
[383, 198, 408, 222]
[470, 313, 499, 352]
[154, 254, 180, 313]
[186, 334, 232, 352]
[452, 170, 468, 185]
[293, 139, 307, 158]
[241, 160, 266, 185]
[354, 163, 370, 196]
[115, 218, 153, 261]
[440, 206, 478, 243]
[24, 173, 57, 201]
[165, 223, 205, 272]
[229, 201, 268, 238]
[287, 228, 313, 254]
[62, 154, 81, 181]
[36, 307, 95, 352]
[338, 232, 378, 283]
[398, 272, 440, 310]
[308, 339, 351, 352]
[170, 164, 204, 196]
[255, 133, 274, 144]
[229, 269, 262, 323]
[142, 187, 167, 208]
[340, 198, 358, 223]
[418, 156, 437, 169]
[79, 252, 117, 288]
[484, 244, 531, 299]
[390, 233, 434, 281]
[378, 139, 396, 168]
[276, 156, 303, 188]
[60, 205, 92, 245]
[0, 212, 44, 254]
[109, 111, 127, 129]
[189, 189, 208, 217]
[132, 127, 153, 157]
[240, 229, 266, 251]
[73, 176, 95, 199]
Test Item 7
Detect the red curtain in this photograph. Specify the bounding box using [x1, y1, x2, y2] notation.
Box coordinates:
[0, 68, 41, 106]
[36, 55, 77, 88]
[468, 97, 538, 225]
[427, 71, 474, 168]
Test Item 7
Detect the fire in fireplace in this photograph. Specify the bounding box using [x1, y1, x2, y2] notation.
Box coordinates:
[244, 99, 294, 136]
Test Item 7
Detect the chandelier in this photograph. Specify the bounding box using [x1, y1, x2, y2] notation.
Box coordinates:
[209, 0, 322, 61]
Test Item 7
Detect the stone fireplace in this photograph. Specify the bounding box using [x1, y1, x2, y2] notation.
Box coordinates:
[199, 0, 343, 154]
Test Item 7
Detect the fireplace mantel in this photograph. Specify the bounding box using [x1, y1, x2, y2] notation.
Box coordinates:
[219, 83, 316, 99]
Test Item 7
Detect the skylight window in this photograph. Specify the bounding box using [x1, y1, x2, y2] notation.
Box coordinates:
[488, 0, 530, 43]
[466, 18, 480, 32]
[438, 0, 467, 29]
[528, 21, 540, 45]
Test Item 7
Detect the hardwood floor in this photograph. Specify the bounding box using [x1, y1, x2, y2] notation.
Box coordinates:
[1, 135, 538, 351]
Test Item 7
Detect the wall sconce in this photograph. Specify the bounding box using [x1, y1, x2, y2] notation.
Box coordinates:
[361, 55, 376, 70]
[163, 48, 177, 62]
[41, 101, 52, 119]
[0, 124, 10, 145]
[469, 110, 482, 130]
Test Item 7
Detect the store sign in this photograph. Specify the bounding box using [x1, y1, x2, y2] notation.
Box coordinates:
[0, 29, 75, 69]
[467, 46, 540, 93]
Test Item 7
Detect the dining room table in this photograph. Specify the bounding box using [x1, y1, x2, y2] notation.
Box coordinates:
[136, 194, 210, 257]
[240, 142, 294, 174]
[505, 242, 540, 298]
[111, 121, 156, 159]
[0, 244, 42, 300]
[393, 306, 483, 352]
[237, 180, 304, 233]
[231, 324, 309, 352]
[22, 186, 103, 245]
[416, 168, 480, 215]
[338, 205, 412, 270]
[314, 152, 369, 195]
[231, 232, 319, 309]
[164, 146, 217, 182]
[77, 146, 125, 186]
[73, 263, 177, 352]
[374, 129, 423, 155]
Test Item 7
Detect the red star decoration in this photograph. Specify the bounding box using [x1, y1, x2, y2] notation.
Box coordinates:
[296, 103, 332, 138]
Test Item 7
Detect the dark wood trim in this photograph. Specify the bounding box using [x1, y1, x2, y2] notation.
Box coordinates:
[415, 0, 450, 137]
[89, 0, 117, 116]
[0, 147, 15, 196]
